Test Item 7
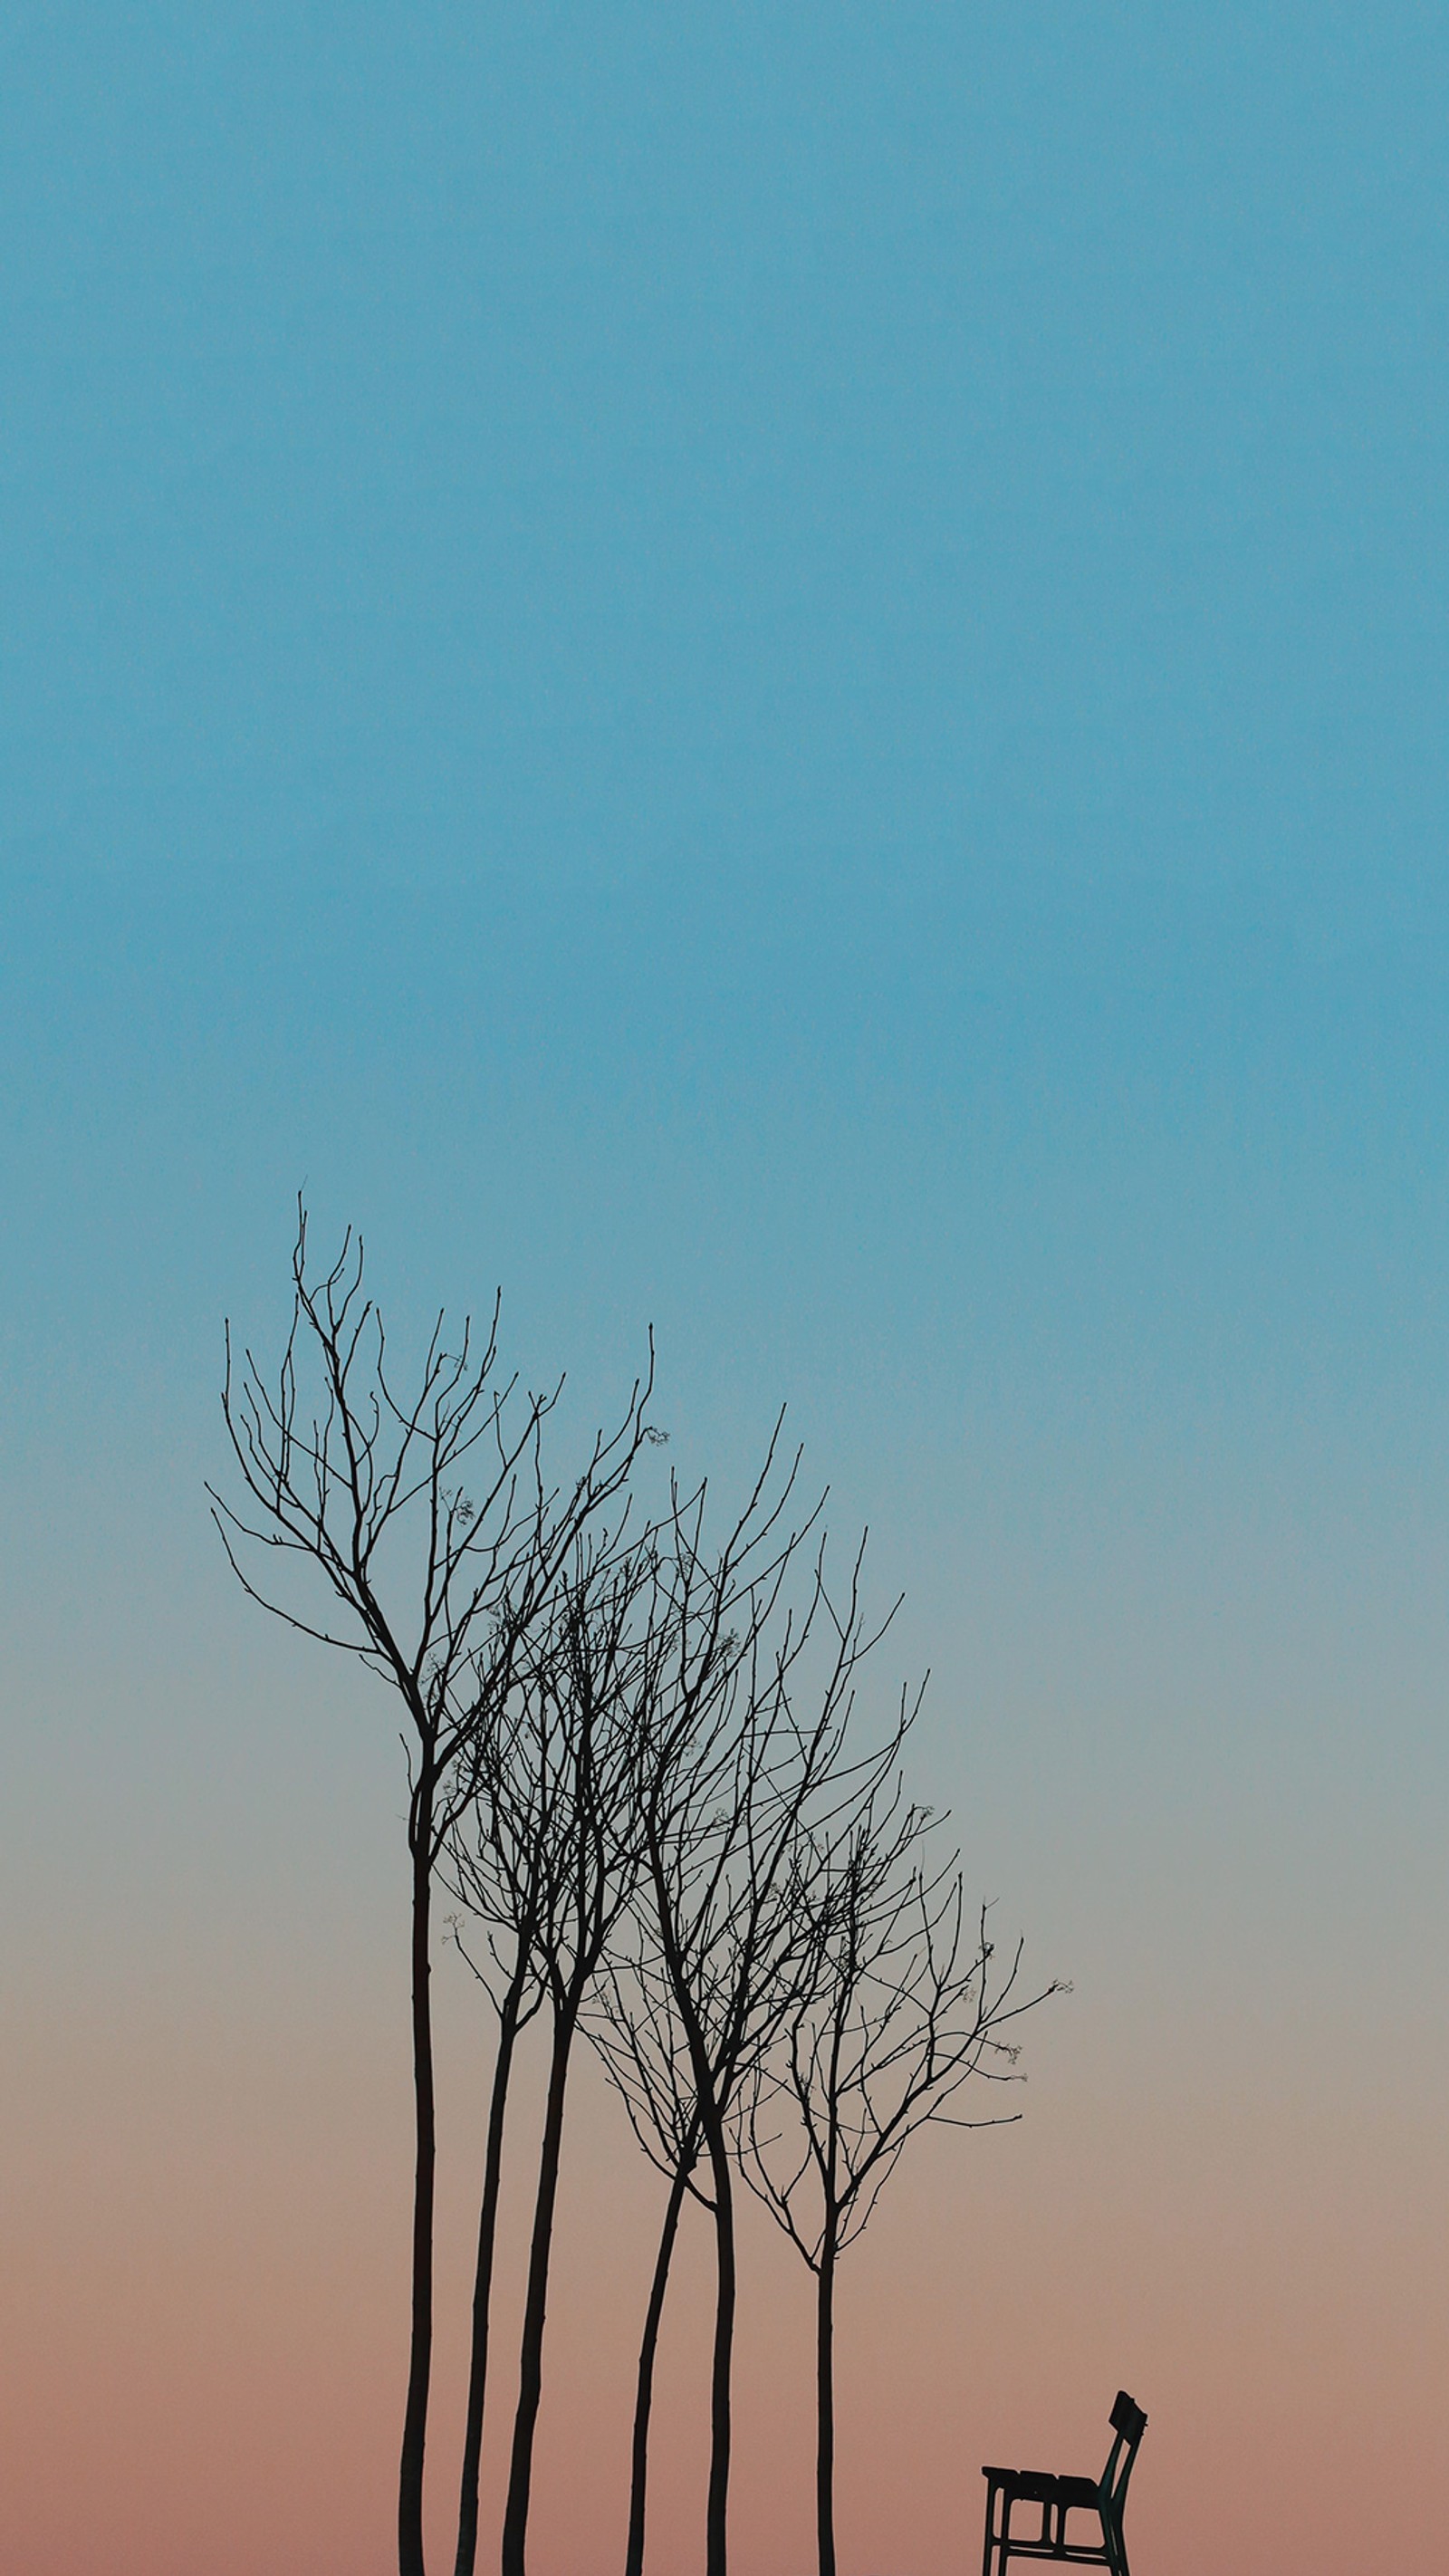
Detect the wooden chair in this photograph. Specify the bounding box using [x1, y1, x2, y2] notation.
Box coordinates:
[981, 2390, 1147, 2576]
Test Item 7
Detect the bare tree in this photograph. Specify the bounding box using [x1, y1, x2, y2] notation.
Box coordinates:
[738, 1792, 1060, 2576]
[590, 1456, 907, 2576]
[584, 1962, 707, 2576]
[210, 1211, 654, 2576]
[453, 1538, 662, 2576]
[439, 1705, 550, 2576]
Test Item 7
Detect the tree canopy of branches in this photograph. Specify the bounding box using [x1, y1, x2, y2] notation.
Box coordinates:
[215, 1217, 1060, 2576]
[210, 1211, 654, 2576]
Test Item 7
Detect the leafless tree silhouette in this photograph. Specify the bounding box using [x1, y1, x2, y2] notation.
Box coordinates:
[210, 1210, 654, 2576]
[738, 1790, 1061, 2576]
[456, 1537, 662, 2576]
[590, 1451, 907, 2576]
[438, 1711, 549, 2576]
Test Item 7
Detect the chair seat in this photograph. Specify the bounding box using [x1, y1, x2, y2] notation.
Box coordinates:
[983, 2469, 1104, 2512]
[1054, 2477, 1105, 2512]
[983, 2470, 1061, 2505]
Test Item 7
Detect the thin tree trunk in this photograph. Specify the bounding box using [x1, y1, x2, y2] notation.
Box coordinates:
[400, 1821, 437, 2576]
[816, 2215, 839, 2576]
[625, 2149, 696, 2576]
[454, 1994, 525, 2576]
[704, 2129, 735, 2576]
[500, 2004, 578, 2576]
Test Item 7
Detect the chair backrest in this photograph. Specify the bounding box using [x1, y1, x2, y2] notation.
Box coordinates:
[1099, 2392, 1147, 2520]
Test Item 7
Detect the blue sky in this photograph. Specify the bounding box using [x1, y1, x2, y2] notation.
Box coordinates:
[6, 5, 1448, 1401]
[3, 10, 1448, 2569]
[5, 0, 1448, 1986]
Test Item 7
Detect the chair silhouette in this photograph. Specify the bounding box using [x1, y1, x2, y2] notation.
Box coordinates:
[981, 2390, 1147, 2576]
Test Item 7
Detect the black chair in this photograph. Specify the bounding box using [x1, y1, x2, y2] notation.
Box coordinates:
[981, 2390, 1147, 2576]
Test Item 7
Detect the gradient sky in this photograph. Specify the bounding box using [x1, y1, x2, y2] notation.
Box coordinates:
[4, 7, 1449, 2573]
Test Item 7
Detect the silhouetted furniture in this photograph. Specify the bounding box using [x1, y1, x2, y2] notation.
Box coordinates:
[981, 2390, 1147, 2576]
